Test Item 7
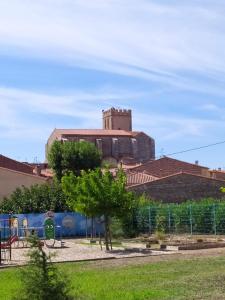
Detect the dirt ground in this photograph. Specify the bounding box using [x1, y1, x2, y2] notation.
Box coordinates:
[2, 236, 225, 268]
[88, 246, 225, 269]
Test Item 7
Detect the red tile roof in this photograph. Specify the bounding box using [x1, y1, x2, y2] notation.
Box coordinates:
[126, 172, 158, 186]
[0, 154, 34, 175]
[50, 129, 141, 138]
[210, 170, 225, 181]
[130, 156, 208, 178]
[128, 171, 225, 188]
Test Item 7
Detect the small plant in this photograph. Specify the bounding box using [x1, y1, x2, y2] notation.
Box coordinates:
[155, 214, 167, 234]
[155, 230, 166, 242]
[16, 235, 73, 300]
[146, 241, 151, 249]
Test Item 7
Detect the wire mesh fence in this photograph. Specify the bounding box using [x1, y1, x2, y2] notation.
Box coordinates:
[135, 203, 225, 236]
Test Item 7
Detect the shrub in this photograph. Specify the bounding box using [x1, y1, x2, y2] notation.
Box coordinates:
[16, 236, 74, 300]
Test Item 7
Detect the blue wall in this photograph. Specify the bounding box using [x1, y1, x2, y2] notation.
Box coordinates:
[0, 213, 104, 238]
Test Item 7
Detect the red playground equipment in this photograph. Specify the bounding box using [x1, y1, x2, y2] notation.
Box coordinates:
[0, 215, 19, 264]
[0, 235, 18, 249]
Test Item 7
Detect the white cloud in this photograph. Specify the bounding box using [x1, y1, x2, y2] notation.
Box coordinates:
[0, 86, 143, 139]
[1, 85, 224, 165]
[0, 1, 225, 93]
[133, 111, 223, 142]
[1, 86, 221, 144]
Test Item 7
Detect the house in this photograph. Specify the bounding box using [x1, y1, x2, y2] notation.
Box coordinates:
[128, 156, 210, 178]
[126, 157, 225, 202]
[0, 155, 50, 200]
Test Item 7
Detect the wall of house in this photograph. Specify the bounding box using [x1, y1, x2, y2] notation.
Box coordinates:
[129, 173, 225, 203]
[0, 167, 47, 200]
[210, 171, 225, 181]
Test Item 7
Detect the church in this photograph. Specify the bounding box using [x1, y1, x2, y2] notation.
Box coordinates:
[46, 107, 155, 165]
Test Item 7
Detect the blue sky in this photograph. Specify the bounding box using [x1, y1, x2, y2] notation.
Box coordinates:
[0, 0, 225, 168]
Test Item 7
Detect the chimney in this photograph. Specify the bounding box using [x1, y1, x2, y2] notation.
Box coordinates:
[195, 160, 199, 165]
[34, 165, 42, 176]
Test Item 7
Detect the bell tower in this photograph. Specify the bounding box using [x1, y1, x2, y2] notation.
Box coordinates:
[102, 107, 132, 131]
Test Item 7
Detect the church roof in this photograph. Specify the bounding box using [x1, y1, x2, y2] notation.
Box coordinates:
[48, 129, 142, 141]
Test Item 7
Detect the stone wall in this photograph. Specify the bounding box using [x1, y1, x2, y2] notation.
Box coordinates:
[102, 108, 132, 131]
[129, 173, 225, 203]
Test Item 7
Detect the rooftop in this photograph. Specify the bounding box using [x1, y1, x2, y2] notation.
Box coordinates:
[0, 154, 34, 175]
[53, 129, 140, 137]
[129, 156, 209, 178]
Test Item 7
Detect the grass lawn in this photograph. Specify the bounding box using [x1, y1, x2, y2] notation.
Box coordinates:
[1, 255, 225, 299]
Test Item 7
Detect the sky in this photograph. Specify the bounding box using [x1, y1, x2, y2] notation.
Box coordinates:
[0, 0, 225, 169]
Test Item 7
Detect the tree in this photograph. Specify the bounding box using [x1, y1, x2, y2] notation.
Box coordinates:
[221, 187, 225, 193]
[48, 140, 102, 181]
[47, 140, 64, 181]
[0, 181, 69, 213]
[62, 168, 135, 250]
[17, 235, 73, 300]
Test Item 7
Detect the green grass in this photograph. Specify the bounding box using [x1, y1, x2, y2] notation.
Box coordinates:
[1, 255, 225, 299]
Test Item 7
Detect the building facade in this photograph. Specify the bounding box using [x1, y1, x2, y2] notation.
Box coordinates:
[46, 108, 155, 164]
[0, 155, 49, 200]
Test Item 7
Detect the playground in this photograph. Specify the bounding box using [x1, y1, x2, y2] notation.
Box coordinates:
[2, 211, 225, 266]
[0, 211, 176, 266]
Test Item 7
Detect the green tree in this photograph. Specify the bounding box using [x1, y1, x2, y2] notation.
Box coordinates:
[47, 140, 64, 181]
[48, 140, 102, 181]
[0, 181, 69, 213]
[62, 168, 135, 250]
[16, 235, 73, 300]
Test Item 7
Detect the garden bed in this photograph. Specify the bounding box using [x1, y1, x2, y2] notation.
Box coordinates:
[161, 241, 225, 251]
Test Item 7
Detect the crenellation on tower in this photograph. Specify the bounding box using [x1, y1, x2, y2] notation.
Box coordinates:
[102, 107, 132, 131]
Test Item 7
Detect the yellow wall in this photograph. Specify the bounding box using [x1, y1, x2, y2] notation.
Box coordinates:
[0, 167, 47, 200]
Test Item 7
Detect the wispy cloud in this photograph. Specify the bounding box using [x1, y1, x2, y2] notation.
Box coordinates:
[0, 1, 225, 94]
[0, 86, 222, 145]
[0, 86, 144, 139]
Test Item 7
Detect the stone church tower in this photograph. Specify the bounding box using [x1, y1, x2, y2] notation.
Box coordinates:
[102, 107, 132, 131]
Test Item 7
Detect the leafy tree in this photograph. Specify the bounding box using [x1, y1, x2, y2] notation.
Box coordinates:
[47, 140, 64, 181]
[221, 187, 225, 193]
[0, 181, 69, 213]
[16, 235, 73, 300]
[48, 140, 102, 180]
[62, 168, 135, 250]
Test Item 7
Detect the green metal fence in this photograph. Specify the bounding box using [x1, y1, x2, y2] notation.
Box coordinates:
[136, 203, 225, 235]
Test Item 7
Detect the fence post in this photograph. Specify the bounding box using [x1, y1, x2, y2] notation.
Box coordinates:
[213, 204, 217, 235]
[148, 206, 152, 235]
[168, 205, 171, 234]
[189, 205, 193, 235]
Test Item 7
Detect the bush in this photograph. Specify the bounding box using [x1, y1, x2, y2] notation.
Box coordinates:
[0, 181, 69, 213]
[16, 236, 74, 300]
